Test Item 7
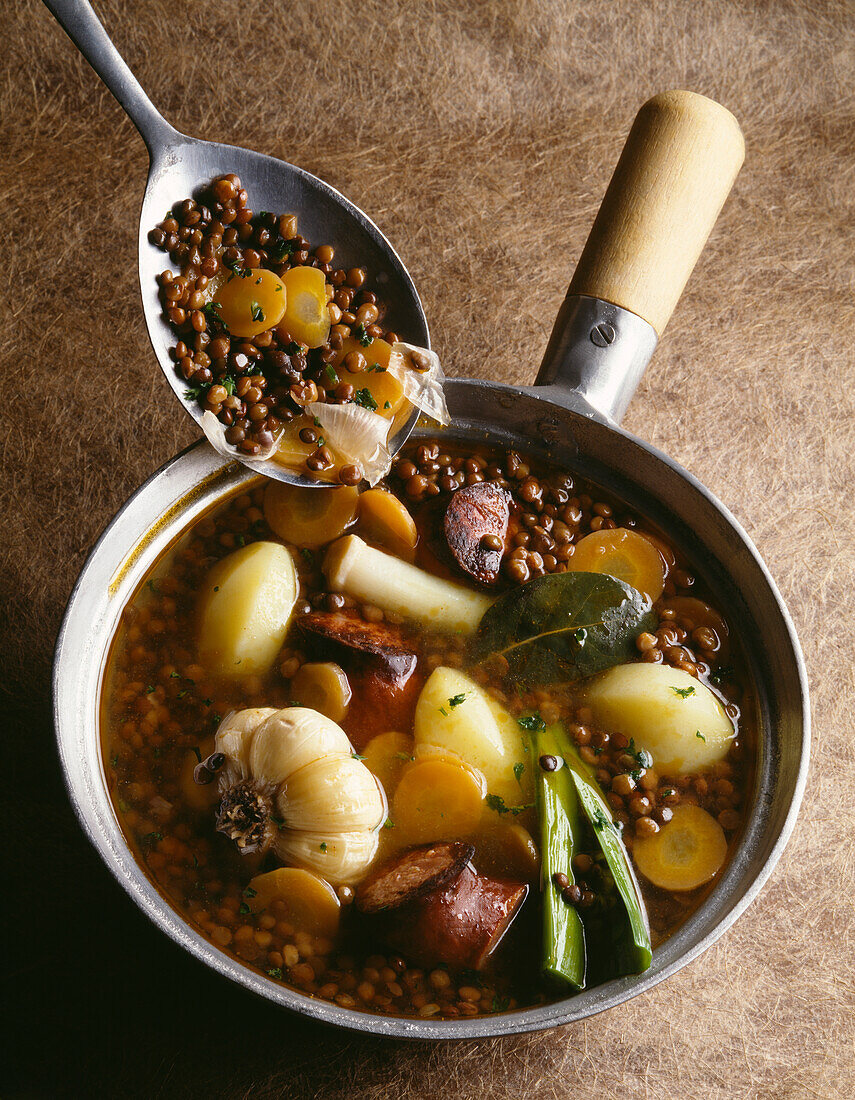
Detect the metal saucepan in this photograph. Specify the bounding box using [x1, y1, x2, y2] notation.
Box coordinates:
[53, 92, 809, 1039]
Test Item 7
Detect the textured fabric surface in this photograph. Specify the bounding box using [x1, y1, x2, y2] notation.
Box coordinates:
[2, 0, 853, 1096]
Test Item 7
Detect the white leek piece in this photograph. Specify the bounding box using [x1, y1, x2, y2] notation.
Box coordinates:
[323, 535, 493, 633]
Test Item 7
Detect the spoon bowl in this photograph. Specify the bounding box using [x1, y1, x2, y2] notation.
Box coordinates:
[46, 0, 428, 485]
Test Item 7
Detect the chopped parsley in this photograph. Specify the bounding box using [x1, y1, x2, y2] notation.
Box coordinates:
[145, 685, 155, 694]
[353, 322, 373, 347]
[353, 388, 378, 411]
[225, 257, 251, 278]
[383, 818, 395, 829]
[447, 693, 467, 708]
[323, 364, 339, 386]
[300, 548, 315, 568]
[267, 967, 283, 979]
[202, 301, 228, 331]
[239, 901, 252, 915]
[142, 831, 163, 843]
[268, 237, 296, 262]
[485, 794, 534, 816]
[695, 730, 706, 742]
[627, 738, 653, 769]
[517, 714, 546, 732]
[513, 762, 525, 785]
[110, 753, 118, 768]
[351, 751, 366, 760]
[319, 842, 328, 852]
[672, 686, 696, 698]
[592, 807, 615, 832]
[394, 751, 415, 762]
[184, 381, 211, 402]
[250, 300, 265, 323]
[243, 886, 257, 898]
[383, 401, 391, 409]
[169, 671, 180, 678]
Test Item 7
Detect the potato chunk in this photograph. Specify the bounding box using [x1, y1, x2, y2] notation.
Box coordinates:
[197, 541, 298, 677]
[414, 667, 532, 806]
[585, 663, 734, 774]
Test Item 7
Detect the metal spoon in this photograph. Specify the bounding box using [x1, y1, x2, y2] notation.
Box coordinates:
[44, 0, 428, 485]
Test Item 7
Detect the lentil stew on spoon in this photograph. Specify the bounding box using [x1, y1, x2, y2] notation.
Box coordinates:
[102, 441, 753, 1019]
[150, 176, 445, 485]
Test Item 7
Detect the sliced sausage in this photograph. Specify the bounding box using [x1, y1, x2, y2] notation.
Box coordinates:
[298, 612, 417, 680]
[298, 612, 422, 748]
[443, 482, 512, 586]
[356, 841, 475, 914]
[383, 865, 528, 970]
[344, 664, 423, 750]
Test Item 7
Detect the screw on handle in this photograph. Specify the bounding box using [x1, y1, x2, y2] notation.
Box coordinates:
[568, 90, 745, 336]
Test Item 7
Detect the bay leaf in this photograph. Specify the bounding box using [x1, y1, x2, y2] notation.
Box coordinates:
[471, 571, 656, 684]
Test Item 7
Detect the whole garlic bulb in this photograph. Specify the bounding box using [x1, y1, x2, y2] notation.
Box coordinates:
[213, 707, 386, 883]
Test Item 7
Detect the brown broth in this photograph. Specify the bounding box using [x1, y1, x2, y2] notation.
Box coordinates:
[100, 443, 753, 1018]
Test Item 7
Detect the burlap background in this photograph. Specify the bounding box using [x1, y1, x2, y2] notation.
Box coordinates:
[3, 1, 853, 1096]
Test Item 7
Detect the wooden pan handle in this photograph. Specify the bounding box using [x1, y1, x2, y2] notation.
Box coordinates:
[568, 90, 745, 335]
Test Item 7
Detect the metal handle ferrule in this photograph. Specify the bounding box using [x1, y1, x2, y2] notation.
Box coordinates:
[534, 294, 658, 425]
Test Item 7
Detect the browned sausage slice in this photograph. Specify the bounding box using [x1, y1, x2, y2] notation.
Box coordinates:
[298, 612, 417, 680]
[443, 482, 511, 586]
[356, 841, 475, 914]
[384, 866, 528, 970]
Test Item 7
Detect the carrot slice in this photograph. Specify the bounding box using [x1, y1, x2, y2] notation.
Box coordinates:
[473, 822, 541, 883]
[263, 481, 359, 548]
[357, 489, 419, 559]
[279, 266, 331, 348]
[246, 867, 340, 936]
[392, 758, 484, 844]
[569, 529, 665, 602]
[632, 804, 727, 891]
[361, 730, 414, 800]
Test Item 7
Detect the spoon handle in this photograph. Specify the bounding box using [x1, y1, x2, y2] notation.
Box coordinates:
[43, 0, 179, 154]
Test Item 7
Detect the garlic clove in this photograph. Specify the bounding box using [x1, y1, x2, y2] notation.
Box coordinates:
[276, 753, 387, 833]
[215, 707, 276, 785]
[273, 828, 381, 885]
[249, 707, 351, 786]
